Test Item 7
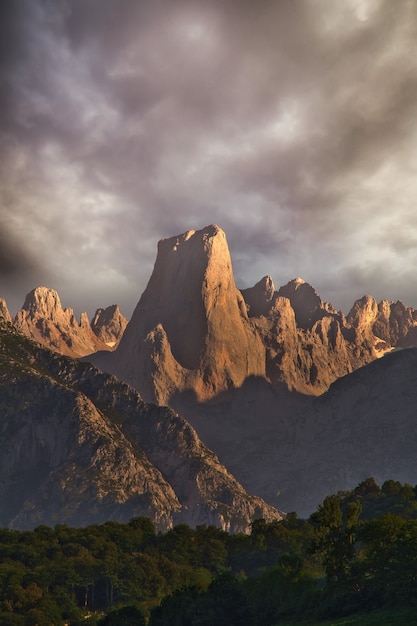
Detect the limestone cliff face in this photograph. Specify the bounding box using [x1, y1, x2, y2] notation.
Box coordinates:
[93, 227, 417, 402]
[0, 318, 280, 531]
[111, 225, 265, 405]
[370, 299, 417, 348]
[277, 277, 337, 329]
[0, 297, 11, 323]
[241, 276, 275, 318]
[91, 304, 128, 347]
[239, 274, 417, 396]
[241, 276, 373, 395]
[13, 287, 112, 358]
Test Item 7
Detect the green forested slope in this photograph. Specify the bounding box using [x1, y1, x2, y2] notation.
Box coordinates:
[2, 478, 417, 624]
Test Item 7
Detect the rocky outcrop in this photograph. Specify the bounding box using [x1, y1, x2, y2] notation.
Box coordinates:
[0, 317, 280, 531]
[277, 277, 337, 329]
[239, 276, 417, 396]
[0, 297, 11, 323]
[91, 304, 128, 347]
[241, 276, 275, 318]
[13, 287, 112, 358]
[106, 225, 266, 405]
[241, 277, 374, 395]
[370, 299, 417, 349]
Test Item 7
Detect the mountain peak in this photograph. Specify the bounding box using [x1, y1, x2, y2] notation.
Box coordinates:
[277, 278, 323, 329]
[14, 286, 111, 358]
[0, 297, 12, 323]
[241, 276, 276, 318]
[110, 225, 265, 404]
[91, 304, 128, 347]
[22, 286, 64, 320]
[293, 277, 306, 285]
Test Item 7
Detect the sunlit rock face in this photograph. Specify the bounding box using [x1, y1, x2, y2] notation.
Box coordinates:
[111, 225, 266, 405]
[0, 297, 11, 323]
[241, 276, 374, 395]
[277, 277, 335, 330]
[93, 225, 417, 404]
[91, 304, 128, 348]
[13, 286, 112, 358]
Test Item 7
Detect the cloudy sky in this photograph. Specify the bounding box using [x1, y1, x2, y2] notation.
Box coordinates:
[1, 0, 417, 319]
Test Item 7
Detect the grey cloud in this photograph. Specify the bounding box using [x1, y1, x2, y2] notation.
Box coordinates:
[1, 0, 417, 317]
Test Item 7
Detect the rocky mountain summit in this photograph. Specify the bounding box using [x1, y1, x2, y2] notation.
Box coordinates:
[91, 304, 128, 347]
[97, 225, 265, 405]
[90, 225, 417, 402]
[11, 287, 127, 358]
[5, 226, 417, 400]
[0, 317, 280, 531]
[0, 297, 11, 323]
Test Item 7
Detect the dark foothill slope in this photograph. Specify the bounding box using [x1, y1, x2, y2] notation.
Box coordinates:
[0, 317, 281, 531]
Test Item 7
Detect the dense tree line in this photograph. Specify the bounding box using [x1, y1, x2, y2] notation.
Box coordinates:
[1, 478, 417, 624]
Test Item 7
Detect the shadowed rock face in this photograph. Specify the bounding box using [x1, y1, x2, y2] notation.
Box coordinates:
[110, 225, 266, 405]
[269, 347, 417, 516]
[277, 278, 330, 329]
[0, 318, 281, 532]
[241, 276, 275, 318]
[184, 346, 417, 519]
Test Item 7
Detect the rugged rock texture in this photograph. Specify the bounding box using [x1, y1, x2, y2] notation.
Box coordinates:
[277, 277, 337, 329]
[13, 287, 112, 358]
[0, 297, 11, 323]
[240, 275, 417, 396]
[241, 277, 374, 395]
[105, 225, 266, 405]
[87, 227, 417, 404]
[241, 276, 275, 318]
[363, 297, 417, 349]
[91, 304, 128, 347]
[0, 318, 280, 531]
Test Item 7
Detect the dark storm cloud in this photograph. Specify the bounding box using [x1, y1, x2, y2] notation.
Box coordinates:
[1, 0, 417, 317]
[0, 224, 33, 275]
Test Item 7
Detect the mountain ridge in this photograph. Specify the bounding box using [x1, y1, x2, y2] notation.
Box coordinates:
[0, 316, 281, 531]
[5, 226, 417, 399]
[3, 224, 417, 519]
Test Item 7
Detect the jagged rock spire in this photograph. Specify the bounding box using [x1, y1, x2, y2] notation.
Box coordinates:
[111, 225, 266, 404]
